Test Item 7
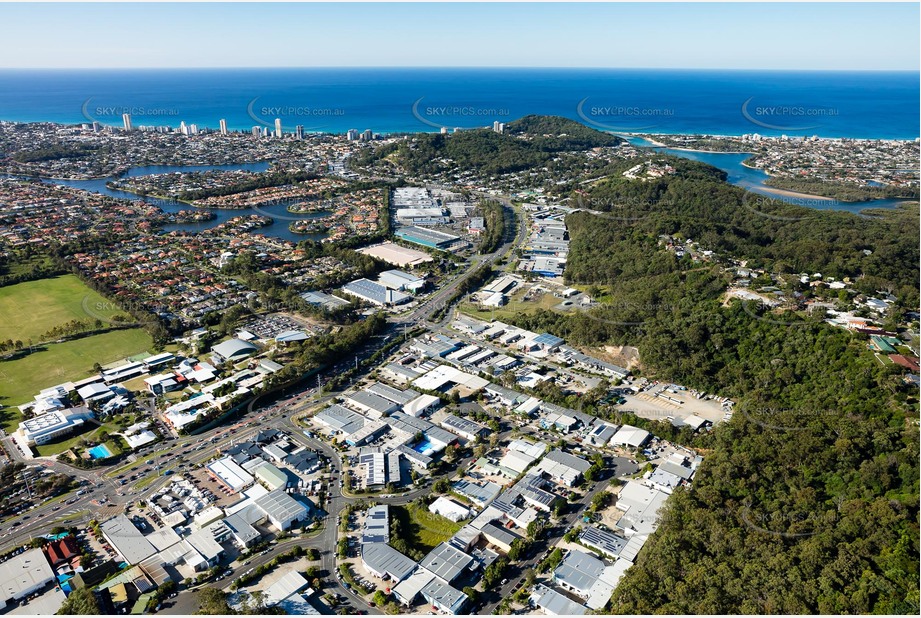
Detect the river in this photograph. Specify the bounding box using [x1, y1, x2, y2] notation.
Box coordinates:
[624, 136, 915, 215]
[35, 162, 327, 243]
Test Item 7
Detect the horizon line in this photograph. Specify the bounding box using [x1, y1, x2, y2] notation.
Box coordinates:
[0, 66, 917, 72]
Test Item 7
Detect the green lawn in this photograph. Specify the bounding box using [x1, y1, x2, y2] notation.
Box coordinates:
[0, 328, 153, 419]
[32, 420, 120, 457]
[0, 274, 127, 343]
[391, 503, 464, 554]
[458, 288, 562, 322]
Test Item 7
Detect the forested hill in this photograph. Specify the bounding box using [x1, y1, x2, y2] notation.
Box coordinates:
[568, 155, 920, 304]
[367, 115, 622, 176]
[504, 114, 623, 151]
[504, 162, 920, 614]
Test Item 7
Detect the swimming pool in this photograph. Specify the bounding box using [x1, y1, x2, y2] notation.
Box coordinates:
[412, 439, 436, 456]
[87, 444, 113, 459]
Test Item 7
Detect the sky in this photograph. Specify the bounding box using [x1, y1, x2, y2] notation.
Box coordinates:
[0, 2, 917, 70]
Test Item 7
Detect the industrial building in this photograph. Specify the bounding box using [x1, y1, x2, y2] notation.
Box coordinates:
[439, 414, 488, 441]
[0, 548, 56, 610]
[361, 543, 417, 582]
[341, 278, 410, 306]
[378, 270, 426, 293]
[100, 515, 158, 565]
[534, 449, 592, 486]
[395, 226, 462, 250]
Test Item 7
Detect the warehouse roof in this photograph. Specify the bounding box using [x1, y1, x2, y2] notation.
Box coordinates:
[100, 515, 157, 565]
[361, 543, 417, 582]
[419, 542, 475, 584]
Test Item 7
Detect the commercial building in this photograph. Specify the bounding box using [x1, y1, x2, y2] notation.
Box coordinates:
[402, 393, 441, 418]
[378, 270, 426, 293]
[579, 527, 628, 558]
[499, 449, 537, 476]
[253, 489, 309, 530]
[395, 226, 462, 250]
[530, 583, 586, 616]
[610, 424, 651, 448]
[534, 449, 591, 486]
[341, 278, 410, 306]
[616, 481, 669, 536]
[419, 542, 476, 585]
[480, 522, 521, 553]
[428, 497, 471, 523]
[553, 549, 606, 598]
[439, 414, 488, 441]
[363, 382, 418, 407]
[361, 543, 417, 583]
[100, 516, 158, 565]
[262, 570, 310, 607]
[357, 242, 433, 267]
[313, 404, 366, 436]
[344, 390, 400, 419]
[363, 505, 390, 544]
[207, 456, 255, 493]
[381, 363, 423, 386]
[420, 577, 468, 614]
[18, 406, 93, 446]
[300, 290, 351, 311]
[0, 548, 56, 610]
[452, 479, 501, 507]
[253, 462, 289, 491]
[345, 419, 389, 447]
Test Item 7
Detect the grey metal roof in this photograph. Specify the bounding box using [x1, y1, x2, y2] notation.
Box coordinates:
[347, 390, 400, 414]
[223, 513, 262, 545]
[554, 550, 605, 595]
[480, 522, 521, 548]
[314, 404, 365, 435]
[531, 583, 586, 615]
[579, 527, 628, 558]
[440, 414, 487, 438]
[543, 448, 592, 473]
[362, 505, 390, 544]
[361, 543, 417, 582]
[366, 382, 419, 406]
[254, 489, 309, 523]
[420, 576, 467, 612]
[100, 515, 157, 565]
[419, 542, 476, 584]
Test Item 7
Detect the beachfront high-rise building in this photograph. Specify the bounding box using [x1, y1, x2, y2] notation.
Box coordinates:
[219, 119, 228, 135]
[493, 121, 505, 133]
[122, 113, 132, 131]
[92, 121, 100, 133]
[189, 124, 199, 135]
[361, 129, 373, 141]
[295, 125, 304, 140]
[346, 128, 359, 141]
[441, 127, 448, 134]
[180, 121, 188, 135]
[274, 118, 283, 138]
[252, 126, 261, 138]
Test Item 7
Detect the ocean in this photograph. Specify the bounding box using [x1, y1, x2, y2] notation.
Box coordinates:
[0, 68, 917, 139]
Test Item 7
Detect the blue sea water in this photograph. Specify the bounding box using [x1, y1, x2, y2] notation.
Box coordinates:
[0, 68, 917, 138]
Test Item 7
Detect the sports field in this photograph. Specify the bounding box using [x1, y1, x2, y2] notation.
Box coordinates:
[0, 328, 153, 428]
[0, 274, 126, 343]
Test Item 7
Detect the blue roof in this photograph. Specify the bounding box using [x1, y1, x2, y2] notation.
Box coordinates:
[534, 333, 564, 347]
